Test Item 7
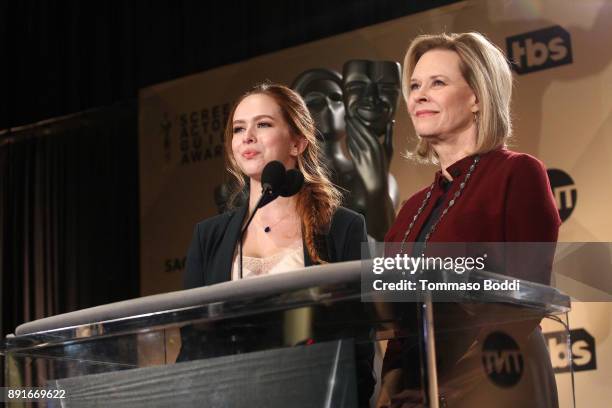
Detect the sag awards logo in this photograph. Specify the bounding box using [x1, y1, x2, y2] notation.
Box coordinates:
[547, 168, 577, 222]
[481, 331, 524, 387]
[545, 328, 597, 373]
[164, 257, 186, 273]
[506, 25, 573, 75]
[160, 113, 172, 162]
[159, 102, 230, 165]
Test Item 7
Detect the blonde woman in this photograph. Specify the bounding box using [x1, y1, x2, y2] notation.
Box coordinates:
[382, 33, 560, 407]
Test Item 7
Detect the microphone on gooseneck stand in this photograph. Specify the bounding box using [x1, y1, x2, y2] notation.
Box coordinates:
[239, 161, 286, 279]
[279, 169, 304, 197]
[257, 161, 286, 209]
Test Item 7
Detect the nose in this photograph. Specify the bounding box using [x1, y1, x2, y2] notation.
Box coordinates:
[411, 86, 428, 104]
[364, 82, 379, 102]
[243, 125, 256, 144]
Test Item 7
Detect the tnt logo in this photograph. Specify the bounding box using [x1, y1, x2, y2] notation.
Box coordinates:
[547, 168, 577, 222]
[545, 328, 597, 373]
[482, 332, 524, 387]
[506, 26, 573, 74]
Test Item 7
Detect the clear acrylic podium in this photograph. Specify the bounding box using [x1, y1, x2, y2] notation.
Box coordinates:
[2, 260, 572, 407]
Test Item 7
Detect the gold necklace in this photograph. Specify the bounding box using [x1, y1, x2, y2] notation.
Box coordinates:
[257, 213, 293, 233]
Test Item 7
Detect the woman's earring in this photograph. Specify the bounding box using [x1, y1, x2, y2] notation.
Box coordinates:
[294, 141, 303, 155]
[473, 112, 479, 125]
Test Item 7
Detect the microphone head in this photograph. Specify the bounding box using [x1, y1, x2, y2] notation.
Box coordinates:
[280, 169, 304, 197]
[261, 161, 286, 194]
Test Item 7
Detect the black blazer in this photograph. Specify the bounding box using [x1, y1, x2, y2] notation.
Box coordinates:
[182, 205, 373, 405]
[184, 205, 367, 289]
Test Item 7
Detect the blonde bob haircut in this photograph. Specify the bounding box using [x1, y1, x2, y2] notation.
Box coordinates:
[402, 32, 513, 163]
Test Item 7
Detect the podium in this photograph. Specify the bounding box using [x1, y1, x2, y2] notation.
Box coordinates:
[2, 261, 572, 407]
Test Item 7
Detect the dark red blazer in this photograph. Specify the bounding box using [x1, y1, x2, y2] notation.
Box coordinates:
[385, 148, 561, 284]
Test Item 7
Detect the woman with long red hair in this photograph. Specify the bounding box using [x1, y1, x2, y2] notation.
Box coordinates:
[182, 82, 374, 406]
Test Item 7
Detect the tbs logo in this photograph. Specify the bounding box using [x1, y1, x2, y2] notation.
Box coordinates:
[506, 26, 573, 74]
[545, 328, 597, 373]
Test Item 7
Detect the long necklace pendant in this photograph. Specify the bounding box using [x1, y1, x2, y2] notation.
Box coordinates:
[399, 155, 480, 254]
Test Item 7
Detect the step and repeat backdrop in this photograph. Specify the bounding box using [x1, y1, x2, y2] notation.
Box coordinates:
[139, 0, 611, 405]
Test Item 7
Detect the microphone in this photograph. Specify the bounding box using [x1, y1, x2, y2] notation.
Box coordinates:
[261, 160, 286, 195]
[239, 161, 292, 279]
[258, 160, 286, 208]
[279, 169, 304, 197]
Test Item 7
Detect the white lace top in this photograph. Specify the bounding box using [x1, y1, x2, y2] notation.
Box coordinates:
[231, 243, 305, 280]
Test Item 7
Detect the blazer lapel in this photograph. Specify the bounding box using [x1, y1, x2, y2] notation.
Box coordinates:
[213, 204, 248, 284]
